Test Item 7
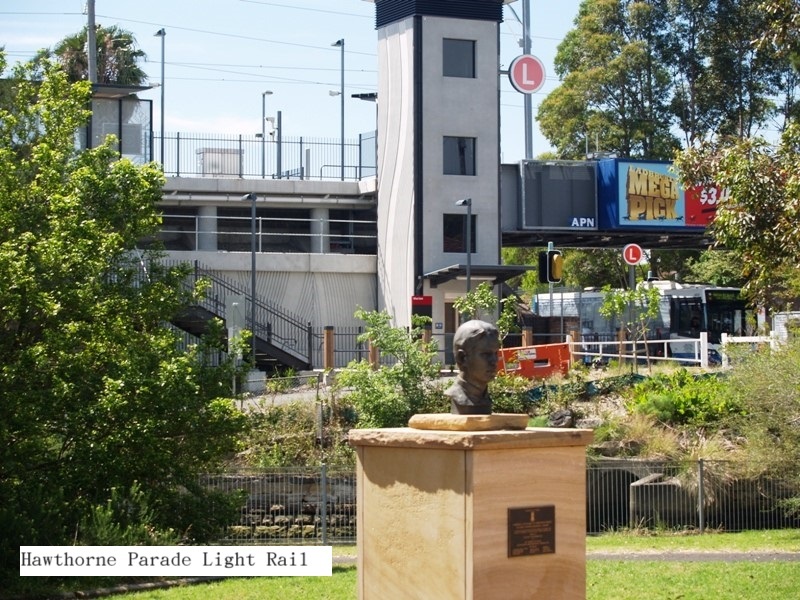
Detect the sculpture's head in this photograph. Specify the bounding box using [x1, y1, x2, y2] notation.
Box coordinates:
[453, 319, 499, 387]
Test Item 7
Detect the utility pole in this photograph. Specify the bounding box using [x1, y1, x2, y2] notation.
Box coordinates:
[86, 0, 97, 84]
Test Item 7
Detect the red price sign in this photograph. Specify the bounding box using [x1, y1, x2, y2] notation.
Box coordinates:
[685, 185, 728, 227]
[623, 243, 644, 266]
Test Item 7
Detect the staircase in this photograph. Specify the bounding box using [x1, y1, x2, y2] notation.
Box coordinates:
[171, 261, 313, 372]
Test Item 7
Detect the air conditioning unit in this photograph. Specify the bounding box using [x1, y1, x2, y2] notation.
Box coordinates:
[196, 148, 243, 177]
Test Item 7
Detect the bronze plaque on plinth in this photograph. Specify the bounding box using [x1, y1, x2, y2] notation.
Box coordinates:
[507, 505, 556, 557]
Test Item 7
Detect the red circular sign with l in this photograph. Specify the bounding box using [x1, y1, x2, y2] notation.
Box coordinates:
[508, 55, 546, 94]
[623, 243, 644, 266]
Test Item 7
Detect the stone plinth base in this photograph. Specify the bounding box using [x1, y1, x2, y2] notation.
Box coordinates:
[408, 413, 529, 431]
[349, 427, 593, 600]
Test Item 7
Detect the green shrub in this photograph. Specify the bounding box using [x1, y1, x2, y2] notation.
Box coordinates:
[242, 400, 356, 468]
[626, 369, 735, 425]
[333, 309, 445, 428]
[155, 485, 246, 544]
[78, 482, 180, 546]
[489, 372, 533, 414]
[265, 368, 300, 393]
[721, 338, 800, 487]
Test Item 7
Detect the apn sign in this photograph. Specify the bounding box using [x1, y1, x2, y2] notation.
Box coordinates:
[570, 217, 595, 228]
[520, 161, 598, 230]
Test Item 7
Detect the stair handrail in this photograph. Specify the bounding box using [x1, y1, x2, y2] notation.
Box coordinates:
[164, 259, 311, 366]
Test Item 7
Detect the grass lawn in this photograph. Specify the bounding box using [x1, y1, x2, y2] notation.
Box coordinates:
[27, 530, 797, 600]
[587, 561, 799, 599]
[586, 528, 800, 553]
[114, 560, 800, 600]
[116, 560, 800, 600]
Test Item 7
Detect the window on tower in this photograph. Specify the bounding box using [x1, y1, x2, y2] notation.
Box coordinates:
[443, 136, 476, 176]
[443, 213, 477, 253]
[443, 38, 475, 78]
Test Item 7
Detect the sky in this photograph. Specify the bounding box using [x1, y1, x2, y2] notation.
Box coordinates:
[1, 0, 583, 163]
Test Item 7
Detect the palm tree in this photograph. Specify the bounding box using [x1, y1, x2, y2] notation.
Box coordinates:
[35, 25, 147, 86]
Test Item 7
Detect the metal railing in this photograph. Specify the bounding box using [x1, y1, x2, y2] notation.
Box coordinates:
[154, 131, 377, 181]
[157, 213, 377, 255]
[587, 458, 798, 534]
[201, 466, 356, 546]
[203, 459, 798, 545]
[569, 333, 710, 368]
[179, 260, 312, 368]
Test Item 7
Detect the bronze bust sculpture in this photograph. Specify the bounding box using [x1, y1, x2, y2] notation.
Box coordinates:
[445, 320, 500, 415]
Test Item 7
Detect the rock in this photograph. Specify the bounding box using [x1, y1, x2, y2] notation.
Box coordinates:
[576, 417, 602, 429]
[548, 409, 574, 428]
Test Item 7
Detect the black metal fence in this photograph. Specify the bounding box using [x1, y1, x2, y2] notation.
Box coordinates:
[587, 458, 798, 533]
[155, 130, 377, 181]
[203, 459, 799, 546]
[201, 466, 356, 546]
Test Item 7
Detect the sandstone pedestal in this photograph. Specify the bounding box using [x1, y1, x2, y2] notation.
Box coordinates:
[348, 424, 593, 600]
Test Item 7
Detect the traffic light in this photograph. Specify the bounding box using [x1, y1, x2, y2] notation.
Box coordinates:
[538, 249, 564, 284]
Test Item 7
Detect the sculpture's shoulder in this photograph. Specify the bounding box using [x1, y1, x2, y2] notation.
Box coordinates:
[444, 380, 470, 403]
[446, 378, 491, 415]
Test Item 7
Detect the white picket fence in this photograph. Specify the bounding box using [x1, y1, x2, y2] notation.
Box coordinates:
[567, 332, 710, 368]
[720, 331, 782, 367]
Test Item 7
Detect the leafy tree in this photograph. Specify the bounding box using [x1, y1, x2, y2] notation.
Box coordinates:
[34, 24, 148, 85]
[759, 0, 800, 72]
[539, 0, 790, 157]
[503, 246, 718, 294]
[502, 247, 547, 297]
[702, 0, 785, 138]
[683, 249, 748, 287]
[452, 282, 520, 347]
[538, 0, 680, 158]
[453, 281, 498, 320]
[667, 0, 719, 145]
[674, 123, 800, 308]
[333, 309, 445, 428]
[0, 53, 245, 582]
[599, 283, 662, 369]
[563, 248, 633, 289]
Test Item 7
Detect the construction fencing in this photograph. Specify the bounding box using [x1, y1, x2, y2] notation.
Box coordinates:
[203, 459, 798, 546]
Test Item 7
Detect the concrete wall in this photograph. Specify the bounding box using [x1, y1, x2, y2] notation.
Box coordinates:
[167, 250, 377, 328]
[376, 18, 417, 328]
[376, 15, 502, 330]
[419, 16, 500, 273]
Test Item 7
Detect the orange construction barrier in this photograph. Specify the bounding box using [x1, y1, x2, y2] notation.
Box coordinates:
[497, 343, 571, 380]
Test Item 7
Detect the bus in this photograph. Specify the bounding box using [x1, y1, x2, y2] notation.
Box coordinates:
[661, 286, 752, 361]
[533, 282, 754, 363]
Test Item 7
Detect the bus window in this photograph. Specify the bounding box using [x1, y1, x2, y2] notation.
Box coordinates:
[704, 291, 751, 342]
[670, 297, 703, 338]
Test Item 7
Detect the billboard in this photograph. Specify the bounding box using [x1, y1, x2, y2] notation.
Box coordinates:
[597, 159, 718, 230]
[519, 161, 597, 230]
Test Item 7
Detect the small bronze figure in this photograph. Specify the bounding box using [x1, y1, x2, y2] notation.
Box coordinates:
[445, 320, 500, 415]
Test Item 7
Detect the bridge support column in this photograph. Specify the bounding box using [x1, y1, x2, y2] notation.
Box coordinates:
[311, 208, 330, 253]
[197, 206, 217, 251]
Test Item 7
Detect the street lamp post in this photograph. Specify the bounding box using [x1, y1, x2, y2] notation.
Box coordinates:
[154, 29, 166, 165]
[261, 90, 273, 179]
[242, 193, 257, 367]
[332, 39, 345, 180]
[455, 198, 472, 293]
